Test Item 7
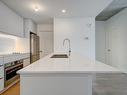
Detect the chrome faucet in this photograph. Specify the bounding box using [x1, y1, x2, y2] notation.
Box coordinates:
[63, 38, 71, 56]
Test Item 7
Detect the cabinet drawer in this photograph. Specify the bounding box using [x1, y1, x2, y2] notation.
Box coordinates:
[0, 66, 4, 78]
[0, 57, 3, 65]
[0, 77, 4, 92]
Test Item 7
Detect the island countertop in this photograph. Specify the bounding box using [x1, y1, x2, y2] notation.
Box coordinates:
[17, 53, 120, 75]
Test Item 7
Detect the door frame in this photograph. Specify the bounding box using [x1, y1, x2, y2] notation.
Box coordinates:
[39, 31, 53, 58]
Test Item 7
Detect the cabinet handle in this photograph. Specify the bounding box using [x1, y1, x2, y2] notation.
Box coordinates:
[107, 49, 111, 52]
[39, 51, 43, 53]
[0, 65, 3, 67]
[0, 77, 3, 80]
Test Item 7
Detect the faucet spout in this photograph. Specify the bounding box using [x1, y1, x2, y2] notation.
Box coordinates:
[63, 38, 71, 56]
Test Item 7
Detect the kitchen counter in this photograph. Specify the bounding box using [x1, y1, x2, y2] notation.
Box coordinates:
[0, 53, 30, 94]
[0, 53, 30, 64]
[18, 53, 121, 95]
[18, 53, 120, 75]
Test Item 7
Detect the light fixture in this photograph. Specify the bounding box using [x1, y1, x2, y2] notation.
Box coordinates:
[34, 6, 40, 12]
[0, 33, 17, 39]
[62, 9, 66, 13]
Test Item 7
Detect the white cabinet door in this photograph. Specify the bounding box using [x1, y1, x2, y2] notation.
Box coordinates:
[0, 66, 4, 92]
[0, 66, 4, 77]
[0, 78, 4, 92]
[0, 1, 24, 37]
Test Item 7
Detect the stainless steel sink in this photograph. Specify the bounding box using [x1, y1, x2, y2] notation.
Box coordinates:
[50, 54, 68, 58]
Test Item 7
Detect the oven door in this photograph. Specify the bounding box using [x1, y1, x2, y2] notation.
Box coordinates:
[4, 64, 23, 87]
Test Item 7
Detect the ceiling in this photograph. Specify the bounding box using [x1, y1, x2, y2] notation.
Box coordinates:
[1, 0, 113, 24]
[96, 0, 127, 21]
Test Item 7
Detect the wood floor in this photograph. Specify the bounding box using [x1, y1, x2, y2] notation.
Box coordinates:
[93, 73, 127, 95]
[1, 83, 20, 95]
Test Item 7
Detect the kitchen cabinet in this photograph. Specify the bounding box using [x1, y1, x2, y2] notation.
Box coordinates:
[24, 19, 37, 38]
[0, 1, 24, 37]
[0, 77, 4, 92]
[0, 57, 4, 92]
[3, 53, 30, 64]
[0, 53, 30, 93]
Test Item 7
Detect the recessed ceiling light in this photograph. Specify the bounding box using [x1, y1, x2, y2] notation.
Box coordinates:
[34, 6, 40, 12]
[62, 9, 66, 13]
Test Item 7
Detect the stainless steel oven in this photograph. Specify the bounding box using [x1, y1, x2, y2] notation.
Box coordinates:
[4, 60, 23, 87]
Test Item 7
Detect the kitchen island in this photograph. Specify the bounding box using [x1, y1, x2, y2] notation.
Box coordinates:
[18, 53, 120, 95]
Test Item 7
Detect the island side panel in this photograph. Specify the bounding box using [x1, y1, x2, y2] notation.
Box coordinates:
[20, 73, 92, 95]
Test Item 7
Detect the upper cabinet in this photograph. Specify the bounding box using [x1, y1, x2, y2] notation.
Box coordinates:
[0, 1, 24, 37]
[24, 19, 37, 38]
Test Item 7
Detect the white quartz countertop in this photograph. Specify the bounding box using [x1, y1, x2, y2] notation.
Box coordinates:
[0, 53, 29, 57]
[0, 53, 30, 64]
[18, 53, 121, 75]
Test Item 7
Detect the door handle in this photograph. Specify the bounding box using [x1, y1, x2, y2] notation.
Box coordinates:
[39, 50, 43, 52]
[107, 49, 111, 52]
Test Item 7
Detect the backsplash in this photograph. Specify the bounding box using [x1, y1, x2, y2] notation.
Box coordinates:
[0, 37, 16, 54]
[15, 37, 29, 53]
[0, 33, 29, 55]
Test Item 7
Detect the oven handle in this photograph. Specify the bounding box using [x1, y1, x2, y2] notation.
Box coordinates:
[6, 67, 22, 74]
[5, 64, 23, 70]
[0, 77, 3, 80]
[5, 65, 23, 74]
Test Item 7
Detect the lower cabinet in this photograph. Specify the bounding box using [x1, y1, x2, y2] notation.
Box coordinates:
[0, 55, 30, 93]
[0, 78, 4, 92]
[0, 65, 4, 92]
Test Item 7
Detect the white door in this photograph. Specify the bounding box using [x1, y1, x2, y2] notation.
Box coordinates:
[105, 30, 112, 65]
[39, 32, 53, 58]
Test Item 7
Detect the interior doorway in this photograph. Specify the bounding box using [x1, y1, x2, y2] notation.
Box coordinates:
[39, 31, 53, 58]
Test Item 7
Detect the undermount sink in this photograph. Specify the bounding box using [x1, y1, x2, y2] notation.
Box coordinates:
[50, 54, 68, 58]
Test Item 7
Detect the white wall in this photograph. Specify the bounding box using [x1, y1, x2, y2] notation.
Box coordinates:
[105, 8, 127, 72]
[54, 18, 95, 60]
[37, 24, 53, 33]
[95, 21, 106, 63]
